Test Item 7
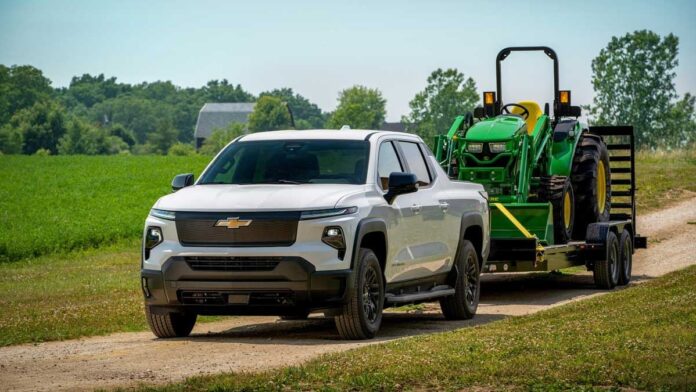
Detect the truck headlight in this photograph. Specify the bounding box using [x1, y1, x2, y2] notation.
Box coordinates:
[144, 226, 163, 260]
[150, 209, 175, 220]
[322, 226, 346, 259]
[489, 142, 507, 153]
[301, 206, 357, 220]
[467, 143, 483, 153]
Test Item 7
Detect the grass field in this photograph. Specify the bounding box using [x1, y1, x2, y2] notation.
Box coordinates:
[139, 265, 696, 392]
[0, 155, 210, 262]
[1, 151, 695, 263]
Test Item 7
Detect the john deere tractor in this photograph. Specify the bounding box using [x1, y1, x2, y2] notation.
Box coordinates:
[435, 47, 646, 289]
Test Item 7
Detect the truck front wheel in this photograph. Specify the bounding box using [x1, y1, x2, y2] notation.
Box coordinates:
[440, 240, 480, 320]
[145, 306, 197, 338]
[335, 248, 384, 340]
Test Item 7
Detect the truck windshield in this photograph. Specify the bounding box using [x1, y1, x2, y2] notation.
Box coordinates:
[198, 139, 370, 185]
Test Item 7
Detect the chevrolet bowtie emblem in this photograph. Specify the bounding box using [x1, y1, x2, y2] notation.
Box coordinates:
[215, 217, 252, 229]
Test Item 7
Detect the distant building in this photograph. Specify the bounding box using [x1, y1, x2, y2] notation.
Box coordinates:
[194, 102, 255, 148]
[380, 122, 409, 133]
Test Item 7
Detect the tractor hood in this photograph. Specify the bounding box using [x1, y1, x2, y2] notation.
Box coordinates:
[464, 116, 525, 142]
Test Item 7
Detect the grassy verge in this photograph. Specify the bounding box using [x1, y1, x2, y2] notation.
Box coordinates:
[0, 240, 220, 346]
[635, 149, 696, 213]
[139, 266, 696, 392]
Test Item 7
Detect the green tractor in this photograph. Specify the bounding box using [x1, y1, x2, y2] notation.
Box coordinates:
[435, 46, 646, 288]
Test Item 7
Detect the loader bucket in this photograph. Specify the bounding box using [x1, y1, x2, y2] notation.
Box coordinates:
[490, 202, 554, 244]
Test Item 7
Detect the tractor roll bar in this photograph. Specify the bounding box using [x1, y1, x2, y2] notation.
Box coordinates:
[496, 46, 559, 116]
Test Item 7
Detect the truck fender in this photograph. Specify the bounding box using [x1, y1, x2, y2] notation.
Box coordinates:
[349, 218, 388, 270]
[459, 212, 488, 267]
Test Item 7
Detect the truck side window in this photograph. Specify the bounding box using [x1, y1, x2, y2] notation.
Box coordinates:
[398, 141, 431, 186]
[378, 142, 403, 190]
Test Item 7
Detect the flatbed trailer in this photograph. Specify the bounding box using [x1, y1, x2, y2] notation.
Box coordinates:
[483, 126, 647, 289]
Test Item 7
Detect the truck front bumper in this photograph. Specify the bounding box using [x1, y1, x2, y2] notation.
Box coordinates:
[141, 256, 351, 315]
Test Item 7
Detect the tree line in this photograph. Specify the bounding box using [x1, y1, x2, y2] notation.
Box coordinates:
[0, 30, 693, 156]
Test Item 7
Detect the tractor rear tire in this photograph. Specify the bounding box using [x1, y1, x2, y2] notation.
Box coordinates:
[536, 176, 574, 244]
[571, 134, 611, 240]
[617, 230, 633, 286]
[593, 231, 620, 289]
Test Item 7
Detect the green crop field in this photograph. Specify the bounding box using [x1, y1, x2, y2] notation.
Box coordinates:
[0, 155, 210, 262]
[1, 151, 695, 263]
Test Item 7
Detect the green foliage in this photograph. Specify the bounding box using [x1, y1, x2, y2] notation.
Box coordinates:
[146, 120, 180, 155]
[202, 79, 255, 103]
[9, 100, 67, 154]
[108, 124, 137, 147]
[0, 155, 211, 262]
[247, 95, 294, 132]
[168, 142, 196, 156]
[61, 73, 128, 109]
[326, 85, 386, 129]
[0, 64, 53, 126]
[260, 87, 326, 128]
[57, 117, 128, 155]
[33, 148, 51, 156]
[0, 124, 23, 154]
[200, 122, 246, 155]
[590, 30, 695, 149]
[403, 68, 478, 143]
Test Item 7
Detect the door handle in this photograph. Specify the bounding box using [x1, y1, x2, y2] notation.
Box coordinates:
[439, 202, 449, 212]
[410, 204, 421, 215]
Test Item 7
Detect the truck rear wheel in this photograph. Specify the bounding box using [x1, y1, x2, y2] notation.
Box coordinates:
[571, 134, 611, 239]
[440, 240, 480, 320]
[145, 306, 197, 338]
[593, 231, 620, 289]
[335, 248, 384, 340]
[617, 230, 633, 286]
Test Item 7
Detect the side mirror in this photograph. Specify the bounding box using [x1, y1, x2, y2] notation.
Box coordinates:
[172, 173, 194, 192]
[384, 172, 418, 204]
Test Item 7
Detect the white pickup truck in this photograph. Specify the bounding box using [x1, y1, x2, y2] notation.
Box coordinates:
[141, 129, 489, 339]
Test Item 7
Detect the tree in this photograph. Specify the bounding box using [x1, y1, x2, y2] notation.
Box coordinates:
[326, 86, 386, 129]
[57, 118, 128, 155]
[0, 125, 23, 154]
[202, 80, 255, 103]
[260, 88, 325, 128]
[0, 65, 53, 126]
[63, 73, 126, 108]
[247, 96, 294, 132]
[660, 93, 696, 148]
[589, 30, 684, 148]
[403, 68, 478, 143]
[168, 142, 196, 156]
[200, 123, 246, 155]
[9, 101, 67, 154]
[146, 120, 179, 155]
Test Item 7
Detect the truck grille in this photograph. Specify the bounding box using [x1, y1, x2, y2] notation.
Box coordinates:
[179, 290, 295, 306]
[184, 256, 281, 272]
[175, 211, 300, 247]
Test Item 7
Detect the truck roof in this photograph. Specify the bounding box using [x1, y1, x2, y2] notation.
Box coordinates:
[239, 129, 420, 142]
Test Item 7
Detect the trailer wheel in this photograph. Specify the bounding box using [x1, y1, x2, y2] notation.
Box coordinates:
[617, 230, 633, 286]
[440, 240, 480, 320]
[535, 176, 574, 244]
[593, 231, 620, 289]
[571, 134, 611, 239]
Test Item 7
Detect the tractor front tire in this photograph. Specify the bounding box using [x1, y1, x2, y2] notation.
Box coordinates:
[571, 134, 611, 239]
[537, 176, 574, 244]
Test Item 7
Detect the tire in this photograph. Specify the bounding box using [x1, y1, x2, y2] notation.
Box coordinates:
[617, 230, 633, 286]
[535, 176, 574, 244]
[440, 240, 480, 320]
[571, 134, 611, 240]
[279, 311, 310, 321]
[593, 231, 620, 289]
[334, 248, 385, 340]
[145, 306, 197, 338]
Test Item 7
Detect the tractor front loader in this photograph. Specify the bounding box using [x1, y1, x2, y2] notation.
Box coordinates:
[435, 47, 647, 289]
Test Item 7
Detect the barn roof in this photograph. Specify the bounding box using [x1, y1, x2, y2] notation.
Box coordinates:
[194, 102, 255, 139]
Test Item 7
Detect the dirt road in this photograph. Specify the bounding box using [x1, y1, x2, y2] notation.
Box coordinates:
[1, 197, 695, 391]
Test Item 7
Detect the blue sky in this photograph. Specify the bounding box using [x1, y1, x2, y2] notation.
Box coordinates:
[1, 0, 695, 121]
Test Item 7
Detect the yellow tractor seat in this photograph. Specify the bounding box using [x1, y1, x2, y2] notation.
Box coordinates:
[510, 101, 543, 134]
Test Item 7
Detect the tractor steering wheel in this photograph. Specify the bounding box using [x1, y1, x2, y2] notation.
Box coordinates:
[501, 103, 530, 120]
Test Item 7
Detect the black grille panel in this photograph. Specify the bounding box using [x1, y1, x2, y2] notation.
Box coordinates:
[175, 211, 300, 247]
[179, 290, 295, 306]
[184, 256, 281, 272]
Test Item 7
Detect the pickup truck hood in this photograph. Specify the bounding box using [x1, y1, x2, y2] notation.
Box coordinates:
[154, 184, 367, 212]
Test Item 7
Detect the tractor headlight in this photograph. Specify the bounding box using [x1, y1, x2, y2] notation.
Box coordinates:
[489, 142, 507, 153]
[467, 143, 483, 153]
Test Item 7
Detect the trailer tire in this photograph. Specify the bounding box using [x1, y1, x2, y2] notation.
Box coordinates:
[334, 248, 384, 340]
[593, 231, 620, 289]
[440, 240, 480, 320]
[571, 134, 611, 239]
[535, 176, 574, 244]
[617, 230, 633, 286]
[145, 306, 197, 338]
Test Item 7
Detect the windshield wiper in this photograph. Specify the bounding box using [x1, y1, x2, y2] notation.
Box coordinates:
[274, 179, 307, 184]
